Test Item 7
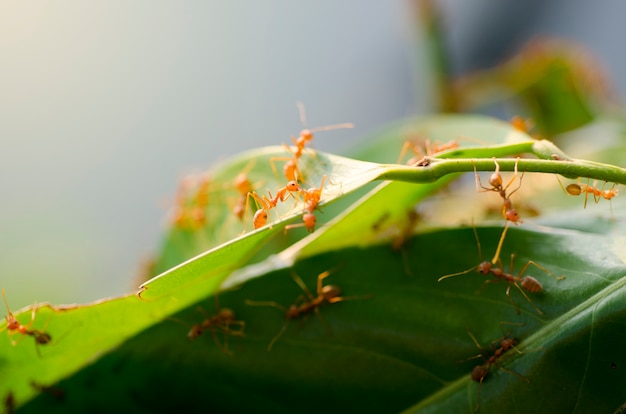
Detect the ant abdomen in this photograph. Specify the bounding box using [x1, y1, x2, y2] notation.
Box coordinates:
[520, 276, 542, 293]
[471, 365, 488, 382]
[321, 285, 342, 301]
[566, 184, 582, 196]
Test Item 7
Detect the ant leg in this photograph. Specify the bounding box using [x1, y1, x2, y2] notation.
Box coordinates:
[504, 283, 522, 314]
[503, 157, 523, 195]
[290, 272, 316, 302]
[396, 141, 423, 164]
[466, 328, 486, 352]
[244, 299, 288, 351]
[582, 179, 591, 209]
[472, 161, 495, 192]
[316, 271, 332, 296]
[244, 300, 286, 312]
[267, 321, 289, 352]
[269, 156, 292, 178]
[491, 224, 510, 265]
[591, 180, 602, 205]
[516, 260, 565, 281]
[225, 319, 246, 337]
[510, 283, 543, 315]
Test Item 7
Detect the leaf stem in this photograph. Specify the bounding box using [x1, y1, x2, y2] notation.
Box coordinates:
[377, 140, 626, 185]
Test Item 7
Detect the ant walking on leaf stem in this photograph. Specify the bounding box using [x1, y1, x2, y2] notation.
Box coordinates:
[558, 177, 618, 214]
[245, 269, 368, 351]
[474, 157, 524, 264]
[438, 227, 564, 315]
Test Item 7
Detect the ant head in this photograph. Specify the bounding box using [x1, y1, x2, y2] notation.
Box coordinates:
[520, 276, 542, 293]
[477, 261, 492, 275]
[234, 174, 252, 194]
[604, 187, 619, 199]
[300, 129, 313, 142]
[505, 208, 520, 223]
[233, 204, 245, 220]
[187, 324, 203, 340]
[321, 285, 342, 301]
[286, 181, 301, 192]
[5, 315, 20, 331]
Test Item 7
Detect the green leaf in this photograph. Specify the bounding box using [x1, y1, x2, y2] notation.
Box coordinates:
[4, 114, 626, 412]
[17, 208, 626, 413]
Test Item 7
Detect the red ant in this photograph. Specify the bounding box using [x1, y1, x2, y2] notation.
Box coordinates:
[464, 324, 528, 411]
[186, 297, 245, 354]
[474, 158, 524, 264]
[30, 380, 65, 400]
[189, 173, 212, 228]
[170, 175, 195, 229]
[270, 155, 303, 183]
[245, 180, 303, 230]
[474, 158, 523, 226]
[1, 289, 52, 353]
[284, 175, 330, 233]
[245, 269, 365, 351]
[169, 173, 215, 230]
[271, 103, 353, 182]
[510, 115, 534, 134]
[396, 138, 459, 165]
[232, 161, 260, 221]
[559, 178, 618, 211]
[289, 102, 354, 158]
[438, 227, 564, 315]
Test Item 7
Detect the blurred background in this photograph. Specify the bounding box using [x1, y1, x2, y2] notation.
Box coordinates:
[1, 0, 625, 308]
